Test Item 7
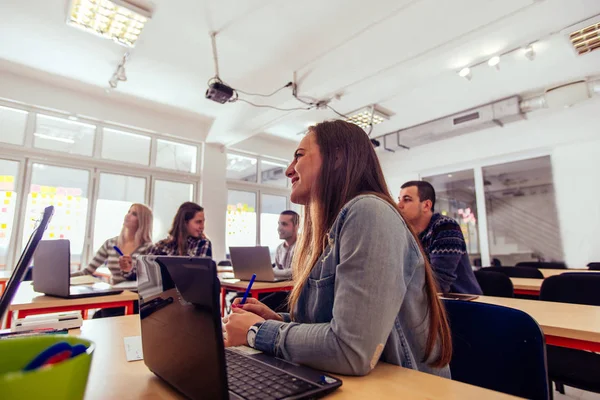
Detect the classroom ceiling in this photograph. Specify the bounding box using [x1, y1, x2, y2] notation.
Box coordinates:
[0, 0, 599, 148]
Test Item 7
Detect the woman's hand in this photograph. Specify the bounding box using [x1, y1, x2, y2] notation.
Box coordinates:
[231, 297, 283, 321]
[119, 255, 133, 272]
[223, 307, 265, 347]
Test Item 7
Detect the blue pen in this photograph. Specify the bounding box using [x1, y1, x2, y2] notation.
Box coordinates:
[113, 246, 124, 256]
[240, 274, 257, 305]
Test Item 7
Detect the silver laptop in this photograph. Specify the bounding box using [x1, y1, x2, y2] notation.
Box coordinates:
[229, 246, 287, 282]
[33, 239, 123, 298]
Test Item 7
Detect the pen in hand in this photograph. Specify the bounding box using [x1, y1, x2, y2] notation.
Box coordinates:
[240, 274, 257, 305]
[113, 246, 124, 256]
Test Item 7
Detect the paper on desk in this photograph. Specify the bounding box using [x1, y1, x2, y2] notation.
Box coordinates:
[70, 276, 101, 286]
[124, 336, 144, 362]
[230, 345, 262, 355]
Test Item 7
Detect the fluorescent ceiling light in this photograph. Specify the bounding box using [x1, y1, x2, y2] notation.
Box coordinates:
[66, 0, 152, 48]
[569, 21, 600, 56]
[34, 133, 75, 144]
[345, 106, 390, 129]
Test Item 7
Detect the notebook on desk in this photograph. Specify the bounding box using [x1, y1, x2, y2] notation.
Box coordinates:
[138, 256, 342, 400]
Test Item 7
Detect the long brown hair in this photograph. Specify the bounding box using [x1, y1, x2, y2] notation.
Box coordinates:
[288, 120, 452, 367]
[117, 203, 153, 248]
[168, 202, 205, 256]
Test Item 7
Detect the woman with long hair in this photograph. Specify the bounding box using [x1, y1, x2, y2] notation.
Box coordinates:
[224, 120, 452, 377]
[73, 203, 153, 285]
[148, 202, 212, 257]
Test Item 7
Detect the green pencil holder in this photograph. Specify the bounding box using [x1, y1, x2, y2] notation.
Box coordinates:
[0, 335, 95, 400]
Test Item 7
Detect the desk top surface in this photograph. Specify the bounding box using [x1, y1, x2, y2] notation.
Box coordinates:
[509, 277, 544, 290]
[71, 315, 517, 400]
[474, 295, 600, 343]
[219, 278, 294, 291]
[9, 281, 138, 310]
[538, 268, 594, 278]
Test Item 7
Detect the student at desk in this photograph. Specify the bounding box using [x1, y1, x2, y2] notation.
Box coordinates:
[72, 203, 153, 284]
[223, 120, 452, 377]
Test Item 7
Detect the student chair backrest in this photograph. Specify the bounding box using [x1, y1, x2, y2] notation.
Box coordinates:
[516, 261, 567, 270]
[474, 270, 514, 298]
[485, 266, 544, 279]
[540, 273, 600, 306]
[444, 300, 549, 400]
[587, 262, 600, 271]
[217, 260, 232, 267]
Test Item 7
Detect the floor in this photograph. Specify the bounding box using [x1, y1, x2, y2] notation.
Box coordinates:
[554, 386, 600, 400]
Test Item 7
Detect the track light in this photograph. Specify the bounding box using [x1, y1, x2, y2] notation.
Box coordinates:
[116, 66, 127, 81]
[524, 44, 536, 61]
[109, 75, 118, 88]
[107, 52, 129, 89]
[488, 56, 500, 69]
[458, 67, 472, 80]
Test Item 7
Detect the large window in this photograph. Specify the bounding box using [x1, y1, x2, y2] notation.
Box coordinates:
[0, 159, 20, 268]
[423, 170, 480, 255]
[23, 163, 90, 267]
[226, 154, 257, 182]
[34, 115, 95, 156]
[93, 173, 147, 252]
[0, 105, 27, 146]
[152, 180, 194, 241]
[260, 194, 287, 258]
[156, 139, 197, 173]
[260, 160, 288, 187]
[226, 190, 257, 253]
[483, 156, 562, 265]
[101, 128, 151, 166]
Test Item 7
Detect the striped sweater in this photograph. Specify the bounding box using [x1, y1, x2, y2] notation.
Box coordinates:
[72, 237, 152, 284]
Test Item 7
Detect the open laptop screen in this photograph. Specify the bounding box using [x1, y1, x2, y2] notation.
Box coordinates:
[0, 206, 54, 321]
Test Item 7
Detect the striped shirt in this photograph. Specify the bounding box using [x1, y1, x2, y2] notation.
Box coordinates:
[72, 237, 152, 284]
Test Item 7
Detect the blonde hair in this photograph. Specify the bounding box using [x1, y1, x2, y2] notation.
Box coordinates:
[118, 203, 153, 248]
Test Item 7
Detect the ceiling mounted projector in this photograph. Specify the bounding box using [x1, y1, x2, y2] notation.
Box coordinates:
[205, 81, 234, 104]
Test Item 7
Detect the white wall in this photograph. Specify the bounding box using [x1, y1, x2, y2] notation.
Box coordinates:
[201, 144, 228, 261]
[230, 134, 297, 161]
[378, 98, 600, 267]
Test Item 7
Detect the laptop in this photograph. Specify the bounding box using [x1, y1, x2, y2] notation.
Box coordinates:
[229, 246, 288, 282]
[0, 206, 54, 321]
[139, 256, 342, 400]
[32, 239, 123, 299]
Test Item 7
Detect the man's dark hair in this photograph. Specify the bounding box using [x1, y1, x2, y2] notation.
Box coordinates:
[401, 181, 436, 212]
[280, 210, 300, 226]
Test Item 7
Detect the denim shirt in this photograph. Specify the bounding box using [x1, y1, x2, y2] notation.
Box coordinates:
[253, 195, 451, 378]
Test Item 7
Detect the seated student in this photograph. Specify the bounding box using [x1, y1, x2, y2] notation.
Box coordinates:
[397, 181, 482, 295]
[223, 120, 452, 377]
[273, 210, 299, 280]
[72, 203, 153, 285]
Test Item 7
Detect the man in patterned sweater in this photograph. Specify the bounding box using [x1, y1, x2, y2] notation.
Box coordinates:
[398, 181, 482, 295]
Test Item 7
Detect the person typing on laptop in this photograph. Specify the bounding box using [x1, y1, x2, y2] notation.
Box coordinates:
[223, 120, 452, 377]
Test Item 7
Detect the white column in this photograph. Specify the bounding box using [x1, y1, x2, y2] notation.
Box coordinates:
[474, 166, 491, 266]
[200, 144, 228, 261]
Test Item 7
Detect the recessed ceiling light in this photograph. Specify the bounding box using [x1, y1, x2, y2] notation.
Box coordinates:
[66, 0, 152, 48]
[569, 21, 600, 56]
[448, 174, 453, 178]
[523, 44, 536, 61]
[458, 67, 472, 80]
[345, 106, 390, 129]
[488, 56, 500, 68]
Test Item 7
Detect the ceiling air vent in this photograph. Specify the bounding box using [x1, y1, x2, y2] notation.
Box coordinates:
[570, 22, 600, 55]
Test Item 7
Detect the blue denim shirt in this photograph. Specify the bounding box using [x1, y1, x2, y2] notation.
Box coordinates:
[254, 195, 451, 378]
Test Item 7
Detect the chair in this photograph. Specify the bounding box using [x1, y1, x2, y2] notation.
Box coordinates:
[484, 266, 544, 279]
[587, 262, 600, 271]
[516, 261, 567, 270]
[473, 258, 502, 267]
[474, 270, 514, 298]
[443, 300, 549, 400]
[540, 273, 600, 394]
[217, 260, 232, 267]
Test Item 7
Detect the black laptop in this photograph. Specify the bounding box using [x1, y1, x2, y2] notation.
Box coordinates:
[139, 256, 342, 400]
[0, 206, 54, 321]
[32, 239, 123, 298]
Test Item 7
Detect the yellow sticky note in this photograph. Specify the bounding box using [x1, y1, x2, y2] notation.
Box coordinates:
[32, 193, 38, 198]
[67, 196, 73, 201]
[1, 223, 6, 229]
[66, 210, 70, 215]
[5, 192, 11, 198]
[6, 176, 14, 183]
[49, 233, 55, 238]
[3, 200, 8, 205]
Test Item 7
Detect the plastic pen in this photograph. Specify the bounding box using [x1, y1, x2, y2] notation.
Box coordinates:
[240, 274, 257, 305]
[113, 246, 124, 256]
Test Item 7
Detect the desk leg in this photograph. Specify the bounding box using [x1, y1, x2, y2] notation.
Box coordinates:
[6, 310, 16, 329]
[221, 288, 226, 317]
[124, 301, 134, 315]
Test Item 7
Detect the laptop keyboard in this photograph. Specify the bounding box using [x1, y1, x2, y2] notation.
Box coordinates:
[225, 350, 318, 400]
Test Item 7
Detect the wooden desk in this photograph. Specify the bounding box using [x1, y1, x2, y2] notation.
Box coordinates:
[538, 268, 594, 278]
[0, 270, 10, 294]
[509, 278, 543, 296]
[6, 281, 138, 328]
[474, 295, 600, 352]
[219, 278, 294, 316]
[72, 315, 517, 399]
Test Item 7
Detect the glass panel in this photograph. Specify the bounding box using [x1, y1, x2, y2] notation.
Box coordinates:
[93, 173, 147, 251]
[101, 128, 151, 165]
[226, 154, 257, 182]
[0, 159, 20, 269]
[34, 115, 95, 156]
[483, 156, 562, 265]
[152, 180, 194, 241]
[260, 160, 288, 187]
[260, 194, 287, 258]
[156, 139, 197, 173]
[23, 164, 90, 268]
[423, 170, 480, 257]
[226, 190, 257, 255]
[0, 106, 27, 146]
